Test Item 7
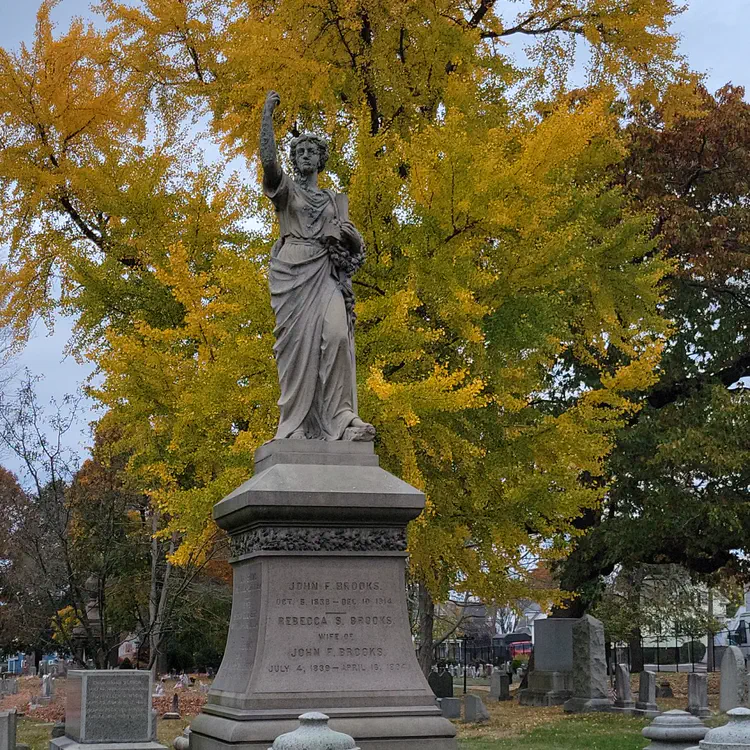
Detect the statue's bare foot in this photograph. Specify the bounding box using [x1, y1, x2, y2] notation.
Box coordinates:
[343, 418, 376, 442]
[289, 428, 306, 440]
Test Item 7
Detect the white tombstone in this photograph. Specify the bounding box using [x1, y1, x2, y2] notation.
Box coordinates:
[720, 646, 748, 713]
[0, 709, 17, 750]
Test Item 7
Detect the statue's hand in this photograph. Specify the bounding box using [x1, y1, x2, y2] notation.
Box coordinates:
[265, 91, 281, 113]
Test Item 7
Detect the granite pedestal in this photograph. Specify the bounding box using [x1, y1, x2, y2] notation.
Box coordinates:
[190, 441, 457, 750]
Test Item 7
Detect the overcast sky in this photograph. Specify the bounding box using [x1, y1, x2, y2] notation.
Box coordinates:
[1, 1, 748, 477]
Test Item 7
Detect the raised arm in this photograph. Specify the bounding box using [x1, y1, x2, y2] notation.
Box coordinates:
[260, 91, 282, 193]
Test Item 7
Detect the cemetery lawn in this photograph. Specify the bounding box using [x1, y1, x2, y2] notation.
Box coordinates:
[457, 712, 648, 750]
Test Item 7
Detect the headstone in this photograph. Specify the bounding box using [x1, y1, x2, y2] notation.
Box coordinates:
[41, 674, 51, 698]
[463, 695, 489, 723]
[636, 670, 660, 718]
[51, 669, 166, 750]
[173, 728, 191, 750]
[657, 681, 675, 699]
[563, 615, 612, 713]
[688, 673, 711, 719]
[518, 618, 575, 706]
[613, 664, 635, 712]
[437, 698, 461, 720]
[162, 694, 181, 720]
[489, 670, 510, 701]
[153, 683, 165, 698]
[691, 706, 750, 749]
[720, 646, 747, 713]
[428, 669, 453, 699]
[0, 709, 17, 750]
[642, 710, 707, 750]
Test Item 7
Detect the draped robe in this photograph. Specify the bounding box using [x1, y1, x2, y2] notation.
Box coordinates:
[265, 171, 360, 440]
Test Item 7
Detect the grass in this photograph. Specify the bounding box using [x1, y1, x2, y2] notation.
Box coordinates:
[17, 716, 192, 750]
[457, 713, 649, 750]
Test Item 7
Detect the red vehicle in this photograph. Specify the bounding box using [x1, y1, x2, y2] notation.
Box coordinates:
[510, 642, 532, 659]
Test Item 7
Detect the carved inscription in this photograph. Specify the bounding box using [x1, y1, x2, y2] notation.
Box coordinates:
[230, 526, 407, 558]
[83, 674, 150, 742]
[260, 560, 415, 691]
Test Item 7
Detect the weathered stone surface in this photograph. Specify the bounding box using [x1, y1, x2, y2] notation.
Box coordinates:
[636, 671, 660, 718]
[694, 706, 750, 748]
[437, 699, 460, 720]
[0, 709, 16, 750]
[463, 696, 489, 724]
[642, 710, 707, 750]
[657, 681, 675, 699]
[65, 670, 153, 743]
[533, 619, 575, 673]
[720, 646, 747, 713]
[688, 673, 711, 719]
[563, 615, 612, 713]
[613, 664, 635, 711]
[269, 712, 358, 750]
[489, 670, 510, 702]
[518, 670, 572, 706]
[191, 441, 457, 750]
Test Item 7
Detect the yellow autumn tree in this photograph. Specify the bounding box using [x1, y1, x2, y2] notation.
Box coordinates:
[0, 0, 683, 663]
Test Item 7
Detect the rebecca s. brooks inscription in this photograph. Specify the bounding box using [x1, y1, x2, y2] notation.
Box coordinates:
[66, 670, 151, 743]
[259, 558, 412, 692]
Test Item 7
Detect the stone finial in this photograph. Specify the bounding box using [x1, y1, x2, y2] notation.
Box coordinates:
[268, 713, 359, 750]
[642, 709, 707, 749]
[692, 707, 750, 749]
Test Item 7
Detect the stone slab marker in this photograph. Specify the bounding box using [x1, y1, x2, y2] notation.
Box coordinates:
[720, 645, 748, 713]
[518, 618, 574, 706]
[189, 441, 457, 750]
[636, 671, 660, 718]
[688, 673, 711, 719]
[562, 615, 612, 713]
[50, 670, 166, 750]
[437, 698, 460, 720]
[463, 695, 489, 723]
[489, 670, 510, 701]
[0, 709, 17, 750]
[613, 664, 635, 712]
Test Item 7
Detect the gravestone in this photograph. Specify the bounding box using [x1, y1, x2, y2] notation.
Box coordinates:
[657, 681, 675, 699]
[162, 694, 181, 720]
[720, 646, 748, 713]
[189, 440, 457, 750]
[642, 709, 707, 750]
[613, 664, 635, 712]
[563, 615, 612, 713]
[428, 669, 453, 699]
[636, 671, 660, 718]
[688, 673, 711, 719]
[51, 670, 166, 750]
[437, 698, 461, 720]
[489, 670, 510, 701]
[0, 709, 16, 750]
[518, 618, 574, 706]
[463, 695, 489, 723]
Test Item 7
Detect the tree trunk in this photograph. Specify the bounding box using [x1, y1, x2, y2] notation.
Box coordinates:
[628, 627, 644, 674]
[416, 582, 435, 677]
[707, 588, 715, 672]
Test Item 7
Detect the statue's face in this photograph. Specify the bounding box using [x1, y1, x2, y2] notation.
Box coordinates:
[295, 141, 321, 176]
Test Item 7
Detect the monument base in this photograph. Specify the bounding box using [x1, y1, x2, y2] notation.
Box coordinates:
[635, 702, 661, 719]
[518, 671, 572, 706]
[51, 739, 165, 750]
[191, 441, 457, 750]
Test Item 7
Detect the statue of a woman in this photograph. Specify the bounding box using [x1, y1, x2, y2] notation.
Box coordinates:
[260, 90, 375, 441]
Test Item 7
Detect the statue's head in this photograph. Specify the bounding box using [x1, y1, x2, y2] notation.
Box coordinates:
[290, 133, 329, 176]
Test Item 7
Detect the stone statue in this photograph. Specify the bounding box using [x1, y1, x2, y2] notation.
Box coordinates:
[260, 91, 375, 441]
